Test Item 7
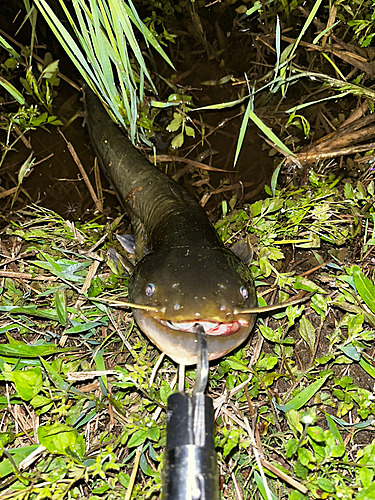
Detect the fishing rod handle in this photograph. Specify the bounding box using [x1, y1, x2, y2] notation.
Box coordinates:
[162, 392, 220, 500]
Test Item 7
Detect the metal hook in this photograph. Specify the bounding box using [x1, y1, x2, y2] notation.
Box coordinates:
[192, 324, 208, 396]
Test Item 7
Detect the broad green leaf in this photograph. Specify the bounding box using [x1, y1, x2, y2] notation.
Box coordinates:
[10, 367, 43, 401]
[360, 467, 374, 489]
[38, 423, 85, 459]
[256, 354, 278, 371]
[0, 445, 39, 479]
[294, 276, 326, 294]
[160, 380, 173, 405]
[31, 395, 52, 410]
[140, 453, 158, 477]
[275, 374, 331, 412]
[226, 357, 250, 372]
[65, 321, 102, 334]
[360, 357, 375, 379]
[128, 429, 148, 448]
[285, 438, 299, 458]
[259, 324, 282, 343]
[294, 461, 308, 480]
[306, 426, 325, 442]
[147, 426, 160, 442]
[54, 289, 67, 326]
[0, 343, 63, 357]
[41, 59, 59, 79]
[356, 482, 375, 499]
[353, 267, 375, 314]
[0, 305, 59, 321]
[259, 256, 272, 277]
[317, 477, 335, 493]
[166, 113, 183, 132]
[339, 343, 361, 362]
[299, 316, 316, 353]
[171, 132, 184, 149]
[298, 447, 314, 466]
[185, 125, 195, 137]
[311, 293, 328, 317]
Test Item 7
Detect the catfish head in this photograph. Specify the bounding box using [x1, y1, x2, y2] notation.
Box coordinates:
[128, 243, 256, 365]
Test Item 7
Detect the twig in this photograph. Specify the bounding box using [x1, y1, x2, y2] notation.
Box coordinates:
[149, 154, 229, 173]
[0, 270, 57, 281]
[260, 457, 308, 494]
[125, 446, 143, 500]
[58, 129, 102, 213]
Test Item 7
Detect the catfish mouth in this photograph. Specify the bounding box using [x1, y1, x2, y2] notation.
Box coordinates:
[159, 319, 249, 336]
[132, 308, 256, 365]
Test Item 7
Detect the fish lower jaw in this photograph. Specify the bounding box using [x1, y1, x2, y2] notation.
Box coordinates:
[132, 309, 256, 365]
[159, 319, 249, 336]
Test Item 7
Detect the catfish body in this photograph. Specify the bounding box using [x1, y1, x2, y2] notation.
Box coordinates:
[85, 88, 257, 365]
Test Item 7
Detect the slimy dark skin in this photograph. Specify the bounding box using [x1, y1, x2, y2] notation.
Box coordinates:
[84, 88, 257, 365]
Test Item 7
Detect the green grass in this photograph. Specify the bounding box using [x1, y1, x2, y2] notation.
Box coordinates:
[1, 172, 375, 498]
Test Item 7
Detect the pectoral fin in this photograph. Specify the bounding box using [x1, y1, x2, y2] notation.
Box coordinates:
[230, 236, 253, 265]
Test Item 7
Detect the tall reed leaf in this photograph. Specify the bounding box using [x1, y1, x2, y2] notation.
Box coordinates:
[34, 0, 172, 142]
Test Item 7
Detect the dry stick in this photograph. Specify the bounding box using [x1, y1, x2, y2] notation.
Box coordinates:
[66, 370, 117, 381]
[0, 251, 36, 267]
[307, 124, 375, 153]
[341, 101, 368, 128]
[19, 445, 47, 470]
[58, 129, 102, 213]
[299, 261, 330, 278]
[150, 154, 229, 173]
[12, 124, 32, 149]
[312, 113, 375, 148]
[276, 31, 375, 76]
[125, 445, 143, 500]
[0, 270, 57, 281]
[231, 469, 244, 500]
[105, 307, 137, 358]
[321, 4, 337, 49]
[93, 157, 104, 212]
[0, 187, 18, 200]
[295, 141, 375, 163]
[243, 416, 273, 500]
[260, 458, 308, 494]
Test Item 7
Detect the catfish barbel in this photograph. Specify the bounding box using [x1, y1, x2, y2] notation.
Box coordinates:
[84, 88, 257, 365]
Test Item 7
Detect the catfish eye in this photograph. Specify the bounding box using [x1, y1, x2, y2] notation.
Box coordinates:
[145, 283, 155, 297]
[240, 286, 248, 300]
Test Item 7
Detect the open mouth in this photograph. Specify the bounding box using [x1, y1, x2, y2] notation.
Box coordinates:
[159, 319, 249, 336]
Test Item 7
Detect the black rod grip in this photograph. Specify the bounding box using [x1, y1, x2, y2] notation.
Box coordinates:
[162, 392, 219, 500]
